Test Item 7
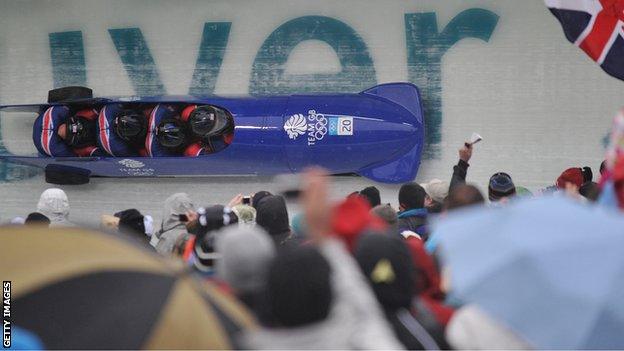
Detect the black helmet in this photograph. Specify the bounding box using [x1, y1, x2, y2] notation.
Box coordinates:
[156, 119, 187, 149]
[65, 115, 96, 147]
[189, 105, 230, 139]
[114, 110, 147, 142]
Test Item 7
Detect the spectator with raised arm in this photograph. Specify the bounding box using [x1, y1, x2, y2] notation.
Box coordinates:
[450, 143, 473, 190]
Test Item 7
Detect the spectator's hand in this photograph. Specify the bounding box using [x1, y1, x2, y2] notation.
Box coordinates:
[100, 215, 119, 231]
[459, 143, 473, 163]
[227, 194, 243, 208]
[302, 167, 331, 242]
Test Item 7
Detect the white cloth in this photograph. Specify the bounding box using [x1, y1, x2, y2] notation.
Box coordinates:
[143, 215, 154, 236]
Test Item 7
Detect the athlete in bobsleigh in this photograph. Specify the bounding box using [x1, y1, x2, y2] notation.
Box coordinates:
[97, 104, 147, 156]
[145, 104, 233, 157]
[180, 104, 233, 156]
[33, 105, 104, 157]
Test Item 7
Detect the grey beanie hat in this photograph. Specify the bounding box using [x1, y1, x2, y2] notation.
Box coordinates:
[215, 225, 276, 293]
[371, 204, 399, 234]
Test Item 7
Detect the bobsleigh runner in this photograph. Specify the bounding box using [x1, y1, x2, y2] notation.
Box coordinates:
[0, 83, 425, 185]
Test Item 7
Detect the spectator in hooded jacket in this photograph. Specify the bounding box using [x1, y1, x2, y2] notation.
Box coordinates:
[397, 183, 429, 240]
[256, 195, 291, 246]
[36, 188, 75, 227]
[151, 193, 194, 254]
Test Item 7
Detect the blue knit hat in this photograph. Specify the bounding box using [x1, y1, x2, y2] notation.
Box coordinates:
[488, 172, 516, 201]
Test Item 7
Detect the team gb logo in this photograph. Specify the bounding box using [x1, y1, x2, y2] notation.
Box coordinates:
[284, 114, 307, 140]
[118, 159, 145, 168]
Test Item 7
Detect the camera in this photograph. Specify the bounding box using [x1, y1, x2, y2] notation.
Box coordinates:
[242, 196, 251, 205]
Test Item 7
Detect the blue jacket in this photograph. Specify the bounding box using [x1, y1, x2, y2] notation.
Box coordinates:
[145, 104, 180, 157]
[33, 106, 103, 157]
[397, 208, 428, 240]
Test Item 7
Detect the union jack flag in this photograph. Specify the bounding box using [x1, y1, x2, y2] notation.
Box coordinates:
[546, 0, 624, 80]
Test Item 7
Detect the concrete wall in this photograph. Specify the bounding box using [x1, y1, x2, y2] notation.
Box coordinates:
[0, 0, 622, 190]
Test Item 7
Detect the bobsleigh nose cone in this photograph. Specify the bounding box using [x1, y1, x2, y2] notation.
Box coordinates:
[390, 123, 420, 151]
[371, 120, 420, 145]
[399, 122, 418, 135]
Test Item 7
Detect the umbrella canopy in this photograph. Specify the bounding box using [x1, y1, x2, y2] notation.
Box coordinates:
[0, 226, 255, 349]
[434, 195, 624, 349]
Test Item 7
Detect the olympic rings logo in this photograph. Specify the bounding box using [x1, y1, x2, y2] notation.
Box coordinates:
[313, 114, 328, 140]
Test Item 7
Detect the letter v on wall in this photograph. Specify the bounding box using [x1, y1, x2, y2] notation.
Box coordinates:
[49, 31, 87, 88]
[189, 22, 232, 95]
[109, 28, 166, 96]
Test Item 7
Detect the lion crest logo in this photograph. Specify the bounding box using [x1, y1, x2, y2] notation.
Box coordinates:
[284, 114, 308, 140]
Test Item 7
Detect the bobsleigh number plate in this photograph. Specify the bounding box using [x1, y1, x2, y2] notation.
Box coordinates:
[329, 116, 353, 136]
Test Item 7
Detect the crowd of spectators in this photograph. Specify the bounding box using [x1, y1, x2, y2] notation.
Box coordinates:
[6, 138, 617, 350]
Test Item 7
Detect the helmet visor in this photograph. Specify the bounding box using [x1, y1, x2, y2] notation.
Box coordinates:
[189, 105, 231, 138]
[156, 119, 186, 149]
[114, 111, 147, 141]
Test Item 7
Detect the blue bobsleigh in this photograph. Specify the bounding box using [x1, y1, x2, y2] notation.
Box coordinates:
[0, 82, 425, 184]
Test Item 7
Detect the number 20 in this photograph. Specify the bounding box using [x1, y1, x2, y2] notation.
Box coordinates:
[340, 119, 352, 132]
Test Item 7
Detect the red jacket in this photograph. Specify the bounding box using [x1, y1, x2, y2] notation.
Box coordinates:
[405, 237, 455, 326]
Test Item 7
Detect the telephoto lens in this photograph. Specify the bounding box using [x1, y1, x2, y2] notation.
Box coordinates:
[189, 205, 239, 238]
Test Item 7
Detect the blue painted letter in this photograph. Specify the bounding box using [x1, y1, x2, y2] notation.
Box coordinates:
[189, 22, 231, 95]
[405, 9, 498, 157]
[250, 15, 376, 95]
[49, 31, 87, 87]
[109, 28, 166, 95]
